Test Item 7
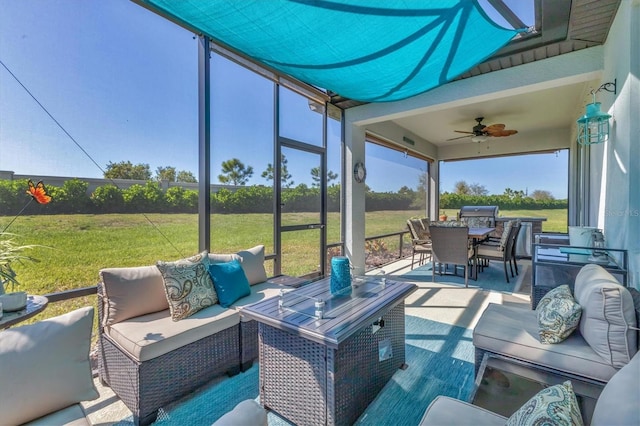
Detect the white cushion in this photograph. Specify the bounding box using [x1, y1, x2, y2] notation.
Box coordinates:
[212, 399, 268, 426]
[591, 351, 640, 425]
[418, 395, 506, 425]
[210, 246, 268, 285]
[574, 264, 637, 368]
[100, 265, 169, 325]
[24, 404, 89, 425]
[0, 307, 99, 425]
[106, 305, 240, 362]
[237, 245, 268, 285]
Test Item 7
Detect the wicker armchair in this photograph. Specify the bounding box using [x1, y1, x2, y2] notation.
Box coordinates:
[428, 225, 475, 287]
[407, 218, 432, 269]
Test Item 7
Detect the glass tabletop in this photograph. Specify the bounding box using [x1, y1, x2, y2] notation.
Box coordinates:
[278, 276, 389, 319]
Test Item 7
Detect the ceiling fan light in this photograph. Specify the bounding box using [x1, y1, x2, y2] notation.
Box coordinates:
[471, 135, 489, 143]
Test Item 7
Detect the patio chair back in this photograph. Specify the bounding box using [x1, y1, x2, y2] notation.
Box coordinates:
[407, 218, 431, 269]
[477, 220, 520, 283]
[407, 218, 429, 241]
[429, 225, 473, 287]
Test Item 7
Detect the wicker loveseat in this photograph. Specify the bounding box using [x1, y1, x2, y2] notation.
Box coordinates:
[97, 245, 284, 425]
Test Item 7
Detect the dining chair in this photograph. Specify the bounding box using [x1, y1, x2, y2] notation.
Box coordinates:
[476, 221, 520, 283]
[428, 225, 475, 287]
[406, 218, 431, 269]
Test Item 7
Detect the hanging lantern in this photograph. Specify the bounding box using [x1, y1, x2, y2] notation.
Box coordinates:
[577, 102, 611, 145]
[576, 80, 616, 146]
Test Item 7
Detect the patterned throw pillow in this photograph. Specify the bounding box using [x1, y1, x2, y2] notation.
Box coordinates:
[430, 220, 465, 227]
[157, 251, 218, 321]
[506, 381, 583, 426]
[537, 285, 582, 344]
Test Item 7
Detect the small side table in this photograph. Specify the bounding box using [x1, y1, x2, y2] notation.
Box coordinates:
[0, 294, 49, 330]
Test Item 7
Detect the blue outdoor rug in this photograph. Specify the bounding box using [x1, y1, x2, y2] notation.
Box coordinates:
[136, 315, 475, 425]
[400, 260, 526, 294]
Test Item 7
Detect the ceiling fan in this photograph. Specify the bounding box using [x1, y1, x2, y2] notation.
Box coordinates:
[447, 117, 518, 141]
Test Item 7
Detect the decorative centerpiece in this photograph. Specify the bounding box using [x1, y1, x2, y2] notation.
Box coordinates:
[0, 233, 36, 311]
[0, 180, 52, 311]
[330, 256, 352, 296]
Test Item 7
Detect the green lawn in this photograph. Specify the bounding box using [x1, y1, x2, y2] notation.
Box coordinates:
[2, 208, 566, 324]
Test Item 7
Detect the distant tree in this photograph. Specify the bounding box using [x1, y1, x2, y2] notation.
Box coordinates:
[468, 183, 488, 196]
[503, 187, 525, 199]
[262, 154, 294, 188]
[104, 161, 151, 180]
[176, 170, 197, 183]
[454, 180, 470, 195]
[530, 189, 555, 201]
[218, 158, 254, 186]
[155, 166, 176, 182]
[310, 167, 338, 187]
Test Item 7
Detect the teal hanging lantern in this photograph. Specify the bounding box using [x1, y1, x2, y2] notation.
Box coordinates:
[577, 80, 616, 146]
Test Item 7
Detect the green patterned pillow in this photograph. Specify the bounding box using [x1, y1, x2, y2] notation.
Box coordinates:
[506, 381, 583, 426]
[499, 220, 514, 250]
[157, 251, 218, 321]
[537, 285, 582, 344]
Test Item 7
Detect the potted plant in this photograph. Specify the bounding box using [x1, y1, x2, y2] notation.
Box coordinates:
[439, 210, 448, 221]
[0, 232, 40, 311]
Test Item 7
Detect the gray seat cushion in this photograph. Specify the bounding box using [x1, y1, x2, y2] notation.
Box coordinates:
[473, 303, 617, 382]
[419, 396, 506, 425]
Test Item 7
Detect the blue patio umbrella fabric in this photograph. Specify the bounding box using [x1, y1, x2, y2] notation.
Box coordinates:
[139, 0, 524, 102]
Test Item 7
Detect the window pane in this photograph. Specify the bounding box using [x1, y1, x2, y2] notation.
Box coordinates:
[210, 53, 275, 254]
[0, 1, 199, 308]
[279, 87, 323, 147]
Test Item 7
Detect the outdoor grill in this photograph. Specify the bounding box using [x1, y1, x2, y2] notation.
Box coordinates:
[458, 205, 499, 226]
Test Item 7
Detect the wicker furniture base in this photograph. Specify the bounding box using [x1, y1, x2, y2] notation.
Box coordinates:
[259, 303, 406, 426]
[240, 319, 258, 371]
[97, 284, 241, 425]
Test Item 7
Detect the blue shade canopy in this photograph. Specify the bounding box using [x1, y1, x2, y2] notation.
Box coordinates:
[140, 0, 522, 102]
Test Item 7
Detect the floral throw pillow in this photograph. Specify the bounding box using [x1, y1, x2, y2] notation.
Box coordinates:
[506, 381, 583, 426]
[157, 251, 218, 321]
[537, 285, 582, 344]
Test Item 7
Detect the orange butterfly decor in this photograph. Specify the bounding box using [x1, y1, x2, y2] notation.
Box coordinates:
[27, 180, 52, 204]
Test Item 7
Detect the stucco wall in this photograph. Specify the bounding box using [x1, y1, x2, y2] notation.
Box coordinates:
[598, 0, 640, 286]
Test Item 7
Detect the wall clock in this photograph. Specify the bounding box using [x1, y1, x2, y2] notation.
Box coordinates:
[354, 162, 367, 183]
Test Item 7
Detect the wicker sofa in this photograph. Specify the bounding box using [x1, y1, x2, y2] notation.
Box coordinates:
[473, 264, 637, 384]
[97, 245, 284, 425]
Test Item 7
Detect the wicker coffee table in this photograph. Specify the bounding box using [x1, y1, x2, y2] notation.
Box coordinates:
[241, 276, 416, 426]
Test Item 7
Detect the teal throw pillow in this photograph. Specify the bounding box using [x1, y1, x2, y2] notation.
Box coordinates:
[208, 259, 251, 308]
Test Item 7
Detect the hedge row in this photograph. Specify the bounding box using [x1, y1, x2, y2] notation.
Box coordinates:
[439, 193, 567, 210]
[0, 179, 416, 215]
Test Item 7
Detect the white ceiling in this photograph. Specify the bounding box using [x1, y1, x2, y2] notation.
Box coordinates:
[390, 80, 598, 147]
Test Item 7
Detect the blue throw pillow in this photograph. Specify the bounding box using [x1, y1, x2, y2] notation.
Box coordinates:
[208, 259, 251, 308]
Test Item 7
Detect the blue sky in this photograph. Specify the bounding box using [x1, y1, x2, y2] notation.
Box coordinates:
[1, 0, 566, 198]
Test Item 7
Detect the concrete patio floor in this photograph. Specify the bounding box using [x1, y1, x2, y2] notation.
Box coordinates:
[81, 256, 533, 424]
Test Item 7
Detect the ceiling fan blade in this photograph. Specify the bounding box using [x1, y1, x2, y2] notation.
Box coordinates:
[446, 134, 473, 141]
[453, 130, 474, 134]
[485, 123, 506, 130]
[490, 129, 518, 137]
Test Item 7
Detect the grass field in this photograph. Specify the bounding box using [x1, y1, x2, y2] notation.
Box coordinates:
[2, 208, 566, 325]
